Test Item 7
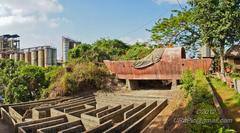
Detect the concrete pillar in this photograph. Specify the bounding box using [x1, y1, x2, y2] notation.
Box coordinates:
[38, 48, 44, 67]
[126, 79, 139, 90]
[31, 50, 38, 66]
[171, 80, 178, 89]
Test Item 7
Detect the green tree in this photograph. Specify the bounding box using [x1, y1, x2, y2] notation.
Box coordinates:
[4, 65, 47, 103]
[92, 39, 129, 61]
[68, 38, 129, 62]
[122, 42, 153, 60]
[189, 0, 240, 73]
[151, 0, 240, 73]
[68, 43, 93, 61]
[150, 9, 201, 58]
[0, 59, 25, 96]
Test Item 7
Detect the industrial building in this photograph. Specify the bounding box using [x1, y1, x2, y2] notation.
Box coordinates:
[0, 34, 57, 67]
[62, 36, 80, 63]
[0, 34, 20, 52]
[21, 46, 57, 67]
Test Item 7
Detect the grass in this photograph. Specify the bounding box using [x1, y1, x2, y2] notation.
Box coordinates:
[209, 76, 240, 131]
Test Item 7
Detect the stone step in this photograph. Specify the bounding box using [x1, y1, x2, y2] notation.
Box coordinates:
[124, 103, 146, 119]
[18, 118, 66, 133]
[15, 115, 67, 132]
[95, 95, 163, 103]
[68, 107, 95, 118]
[55, 99, 96, 112]
[57, 125, 83, 133]
[96, 105, 122, 118]
[104, 101, 158, 133]
[95, 98, 155, 107]
[84, 120, 113, 133]
[96, 94, 164, 100]
[123, 99, 168, 133]
[37, 120, 81, 133]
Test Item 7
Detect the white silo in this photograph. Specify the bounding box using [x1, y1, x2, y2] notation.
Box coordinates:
[24, 49, 31, 64]
[38, 47, 44, 67]
[44, 46, 52, 67]
[31, 49, 38, 66]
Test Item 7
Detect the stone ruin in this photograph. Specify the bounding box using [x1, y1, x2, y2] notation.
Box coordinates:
[0, 93, 168, 133]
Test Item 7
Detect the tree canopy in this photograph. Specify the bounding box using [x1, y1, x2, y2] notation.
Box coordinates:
[150, 0, 240, 72]
[190, 0, 240, 73]
[0, 59, 58, 103]
[150, 9, 201, 58]
[68, 38, 155, 62]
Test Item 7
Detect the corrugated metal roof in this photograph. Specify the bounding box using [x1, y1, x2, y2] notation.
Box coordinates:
[225, 45, 240, 58]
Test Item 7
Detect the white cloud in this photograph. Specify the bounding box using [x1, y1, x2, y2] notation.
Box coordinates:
[152, 0, 187, 4]
[120, 37, 150, 44]
[0, 0, 63, 27]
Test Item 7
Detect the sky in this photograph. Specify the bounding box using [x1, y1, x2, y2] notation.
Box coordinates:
[0, 0, 187, 59]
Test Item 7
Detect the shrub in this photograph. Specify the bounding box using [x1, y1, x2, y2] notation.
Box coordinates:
[230, 72, 240, 79]
[181, 70, 194, 96]
[5, 65, 47, 103]
[122, 43, 153, 60]
[68, 39, 129, 62]
[44, 61, 111, 97]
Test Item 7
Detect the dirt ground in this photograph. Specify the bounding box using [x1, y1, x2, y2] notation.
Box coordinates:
[0, 120, 12, 133]
[115, 87, 188, 133]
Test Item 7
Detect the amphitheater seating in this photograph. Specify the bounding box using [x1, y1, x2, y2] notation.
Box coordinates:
[0, 93, 168, 133]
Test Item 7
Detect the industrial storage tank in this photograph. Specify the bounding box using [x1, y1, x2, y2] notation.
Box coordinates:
[38, 48, 44, 67]
[19, 52, 25, 61]
[52, 48, 57, 65]
[44, 47, 52, 67]
[14, 53, 19, 62]
[10, 53, 14, 60]
[31, 49, 38, 66]
[0, 53, 4, 59]
[24, 50, 31, 64]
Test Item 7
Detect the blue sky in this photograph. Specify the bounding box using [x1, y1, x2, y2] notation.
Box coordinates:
[0, 0, 186, 59]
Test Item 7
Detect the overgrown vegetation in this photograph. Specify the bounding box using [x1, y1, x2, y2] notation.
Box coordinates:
[0, 59, 58, 103]
[210, 77, 240, 106]
[42, 61, 115, 98]
[68, 39, 129, 62]
[121, 43, 153, 60]
[209, 77, 240, 131]
[230, 72, 240, 79]
[181, 70, 223, 132]
[68, 39, 154, 62]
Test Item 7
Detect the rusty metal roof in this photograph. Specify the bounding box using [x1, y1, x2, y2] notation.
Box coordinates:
[225, 45, 240, 58]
